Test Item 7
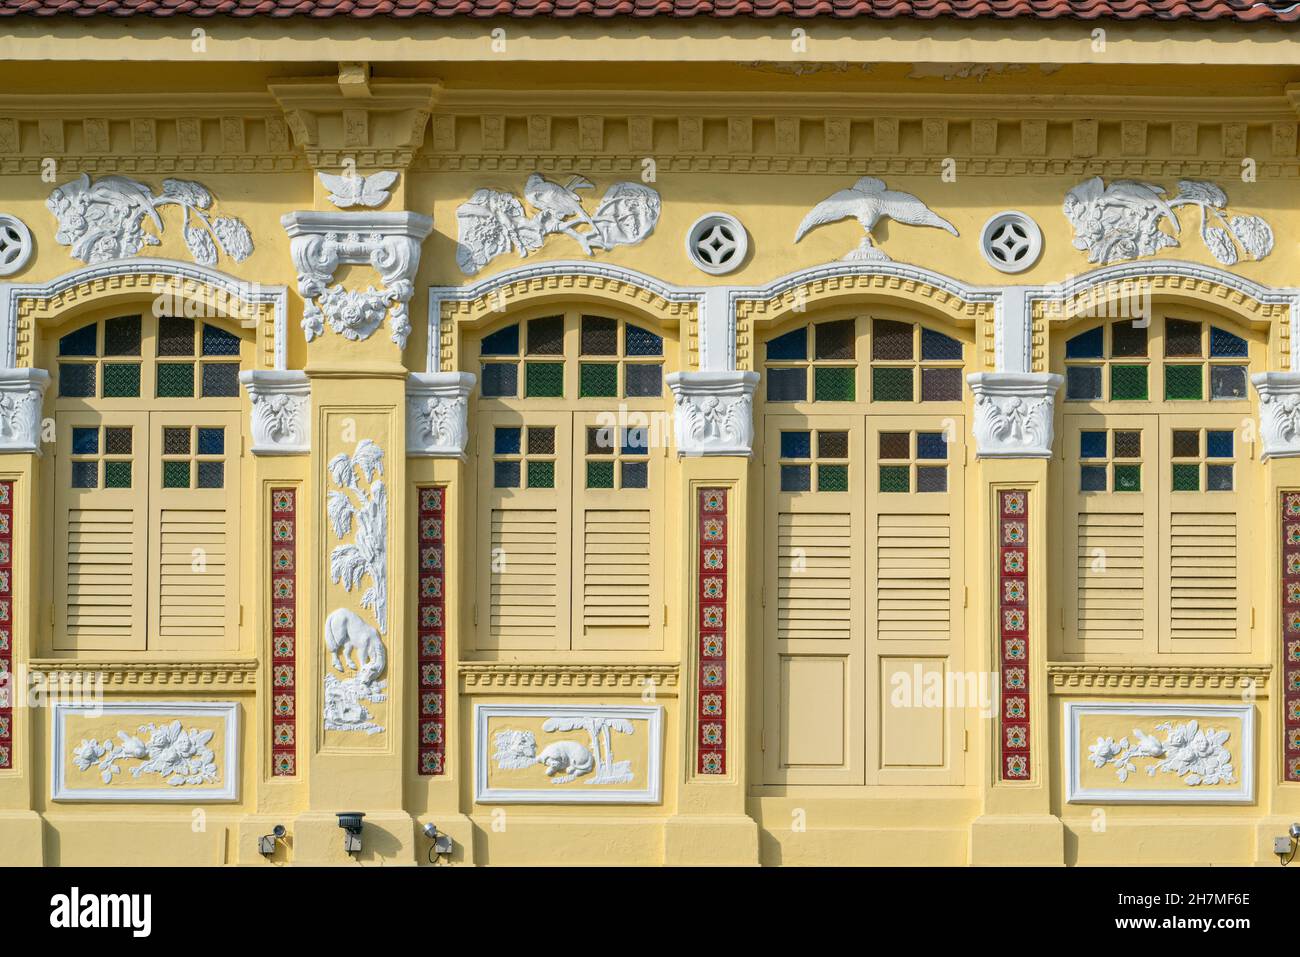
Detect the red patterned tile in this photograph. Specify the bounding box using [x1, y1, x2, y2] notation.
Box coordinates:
[1283, 493, 1300, 781]
[418, 486, 447, 776]
[697, 487, 728, 776]
[270, 487, 297, 776]
[998, 488, 1030, 781]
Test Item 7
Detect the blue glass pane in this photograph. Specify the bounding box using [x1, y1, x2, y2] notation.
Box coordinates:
[916, 432, 947, 459]
[1066, 366, 1101, 400]
[780, 431, 811, 459]
[480, 324, 520, 356]
[72, 427, 98, 455]
[766, 368, 806, 402]
[1065, 326, 1104, 359]
[765, 327, 807, 362]
[1080, 465, 1107, 492]
[1209, 326, 1248, 358]
[621, 428, 649, 456]
[1080, 431, 1107, 459]
[494, 427, 521, 456]
[201, 324, 241, 356]
[920, 328, 963, 361]
[480, 363, 517, 398]
[1207, 430, 1233, 458]
[59, 323, 98, 357]
[493, 461, 520, 488]
[625, 324, 663, 357]
[197, 427, 224, 455]
[780, 464, 811, 492]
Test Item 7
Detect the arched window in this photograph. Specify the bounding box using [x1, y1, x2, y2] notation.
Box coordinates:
[757, 309, 968, 788]
[1054, 310, 1257, 657]
[49, 311, 247, 652]
[470, 309, 673, 654]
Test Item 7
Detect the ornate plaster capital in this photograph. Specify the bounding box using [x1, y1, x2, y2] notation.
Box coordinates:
[282, 210, 433, 350]
[967, 372, 1063, 459]
[406, 372, 475, 458]
[666, 370, 760, 457]
[1251, 371, 1300, 460]
[0, 367, 49, 454]
[239, 369, 310, 455]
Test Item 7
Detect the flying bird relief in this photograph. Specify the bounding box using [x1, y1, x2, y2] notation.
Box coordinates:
[794, 176, 959, 263]
[455, 173, 661, 275]
[318, 169, 399, 209]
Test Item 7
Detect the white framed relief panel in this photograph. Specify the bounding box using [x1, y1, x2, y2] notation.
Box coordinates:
[475, 703, 663, 804]
[1065, 701, 1254, 805]
[52, 700, 240, 803]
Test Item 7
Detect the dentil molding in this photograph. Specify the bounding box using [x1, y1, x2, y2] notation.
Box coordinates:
[282, 209, 433, 350]
[406, 371, 474, 458]
[0, 367, 49, 454]
[1251, 372, 1300, 460]
[666, 370, 760, 457]
[1049, 663, 1271, 695]
[966, 372, 1063, 459]
[239, 369, 310, 455]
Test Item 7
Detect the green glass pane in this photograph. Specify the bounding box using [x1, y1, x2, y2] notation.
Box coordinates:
[818, 464, 848, 492]
[527, 460, 555, 489]
[586, 460, 614, 489]
[1113, 464, 1141, 492]
[163, 461, 190, 489]
[1164, 364, 1203, 401]
[101, 363, 141, 398]
[814, 367, 855, 402]
[871, 366, 913, 402]
[579, 362, 618, 398]
[157, 362, 195, 398]
[879, 465, 910, 493]
[1172, 463, 1200, 492]
[1109, 364, 1148, 401]
[525, 362, 564, 398]
[103, 461, 132, 489]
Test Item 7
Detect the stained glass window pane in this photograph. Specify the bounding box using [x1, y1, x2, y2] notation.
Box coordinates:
[71, 461, 98, 489]
[1165, 318, 1202, 358]
[780, 464, 811, 492]
[104, 461, 131, 489]
[879, 432, 910, 459]
[621, 428, 649, 456]
[157, 362, 195, 398]
[765, 327, 807, 362]
[1110, 364, 1148, 401]
[1172, 463, 1200, 492]
[586, 427, 615, 456]
[494, 461, 520, 488]
[202, 362, 240, 397]
[1114, 464, 1142, 492]
[818, 464, 848, 492]
[524, 362, 564, 398]
[579, 316, 616, 356]
[1210, 365, 1247, 400]
[197, 428, 224, 455]
[59, 323, 97, 357]
[158, 316, 196, 357]
[1113, 430, 1142, 459]
[1209, 326, 1248, 358]
[1207, 430, 1233, 458]
[72, 427, 98, 455]
[916, 466, 947, 493]
[916, 432, 947, 460]
[480, 363, 517, 398]
[104, 315, 142, 356]
[163, 461, 190, 489]
[1207, 464, 1234, 491]
[1080, 465, 1107, 492]
[586, 460, 615, 489]
[494, 427, 521, 456]
[814, 320, 855, 361]
[1165, 364, 1203, 401]
[1065, 327, 1103, 360]
[625, 324, 663, 357]
[872, 319, 913, 361]
[526, 427, 555, 455]
[105, 428, 132, 455]
[197, 461, 224, 489]
[871, 366, 912, 402]
[817, 431, 848, 459]
[621, 461, 648, 489]
[920, 367, 962, 402]
[102, 363, 141, 398]
[1065, 366, 1101, 400]
[59, 364, 95, 398]
[1111, 320, 1148, 358]
[624, 364, 663, 397]
[163, 427, 191, 455]
[879, 465, 910, 493]
[1080, 431, 1108, 459]
[527, 461, 555, 489]
[528, 315, 565, 356]
[920, 328, 963, 361]
[579, 363, 618, 398]
[1171, 430, 1199, 458]
[780, 431, 811, 459]
[814, 367, 856, 402]
[766, 368, 806, 402]
[480, 324, 519, 356]
[201, 323, 241, 357]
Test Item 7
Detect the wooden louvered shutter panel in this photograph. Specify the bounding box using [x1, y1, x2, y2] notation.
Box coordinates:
[54, 412, 148, 651]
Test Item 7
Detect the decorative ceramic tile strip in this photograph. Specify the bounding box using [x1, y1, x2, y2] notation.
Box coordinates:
[1283, 492, 1300, 782]
[999, 489, 1030, 781]
[270, 488, 297, 777]
[0, 481, 12, 770]
[697, 487, 727, 775]
[418, 486, 447, 775]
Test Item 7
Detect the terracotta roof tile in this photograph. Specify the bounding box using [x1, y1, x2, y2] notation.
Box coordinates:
[0, 0, 1293, 19]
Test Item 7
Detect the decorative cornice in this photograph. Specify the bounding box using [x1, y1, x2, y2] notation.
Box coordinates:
[240, 369, 310, 455]
[666, 370, 758, 457]
[268, 79, 439, 170]
[0, 367, 49, 454]
[1048, 663, 1271, 695]
[967, 372, 1063, 459]
[28, 659, 259, 689]
[406, 371, 474, 458]
[459, 663, 679, 696]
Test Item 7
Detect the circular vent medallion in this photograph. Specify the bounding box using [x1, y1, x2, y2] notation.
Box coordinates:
[686, 212, 748, 276]
[980, 211, 1042, 274]
[0, 215, 32, 277]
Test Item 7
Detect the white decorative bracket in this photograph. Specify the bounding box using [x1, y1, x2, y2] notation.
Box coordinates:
[406, 372, 475, 458]
[666, 370, 759, 457]
[1251, 372, 1300, 460]
[0, 367, 49, 454]
[239, 369, 310, 455]
[282, 210, 433, 350]
[967, 372, 1063, 459]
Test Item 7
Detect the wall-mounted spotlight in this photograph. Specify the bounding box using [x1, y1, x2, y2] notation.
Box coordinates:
[422, 821, 454, 861]
[1274, 823, 1300, 865]
[258, 824, 286, 857]
[337, 812, 365, 855]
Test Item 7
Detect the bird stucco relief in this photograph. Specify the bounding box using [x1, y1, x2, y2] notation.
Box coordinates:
[794, 176, 959, 263]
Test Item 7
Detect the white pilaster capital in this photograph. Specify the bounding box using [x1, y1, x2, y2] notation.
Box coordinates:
[967, 371, 1064, 459]
[239, 369, 310, 455]
[666, 370, 760, 457]
[1251, 371, 1300, 460]
[406, 371, 475, 458]
[0, 367, 49, 454]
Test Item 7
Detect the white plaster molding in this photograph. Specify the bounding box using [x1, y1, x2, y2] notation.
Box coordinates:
[475, 704, 663, 805]
[51, 700, 239, 803]
[967, 372, 1063, 459]
[666, 370, 759, 457]
[0, 214, 33, 276]
[1251, 371, 1300, 460]
[238, 369, 310, 455]
[1064, 702, 1254, 805]
[0, 258, 290, 370]
[0, 367, 49, 454]
[282, 210, 433, 350]
[406, 371, 475, 458]
[318, 170, 398, 210]
[794, 176, 959, 263]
